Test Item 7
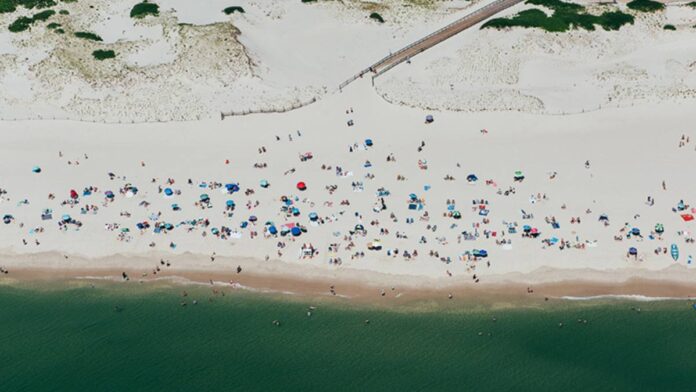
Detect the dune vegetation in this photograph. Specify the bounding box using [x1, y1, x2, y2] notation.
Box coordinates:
[482, 0, 634, 32]
[130, 1, 158, 18]
[626, 0, 664, 12]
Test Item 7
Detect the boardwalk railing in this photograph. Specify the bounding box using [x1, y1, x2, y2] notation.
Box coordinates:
[338, 0, 523, 88]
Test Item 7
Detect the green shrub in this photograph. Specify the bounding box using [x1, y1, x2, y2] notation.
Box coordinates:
[74, 31, 102, 41]
[46, 21, 60, 28]
[130, 1, 159, 18]
[369, 12, 384, 23]
[482, 0, 634, 32]
[8, 16, 33, 32]
[627, 0, 664, 12]
[8, 9, 55, 32]
[688, 1, 696, 7]
[223, 6, 244, 14]
[92, 49, 116, 60]
[54, 27, 64, 33]
[301, 0, 317, 3]
[663, 24, 676, 30]
[32, 9, 54, 20]
[59, 9, 68, 14]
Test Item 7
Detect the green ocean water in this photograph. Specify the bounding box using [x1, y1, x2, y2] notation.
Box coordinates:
[0, 283, 695, 392]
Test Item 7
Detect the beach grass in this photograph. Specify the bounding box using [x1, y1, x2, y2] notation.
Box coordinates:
[92, 49, 116, 60]
[626, 0, 664, 12]
[482, 0, 634, 32]
[46, 21, 59, 28]
[0, 0, 56, 13]
[58, 9, 67, 14]
[130, 1, 159, 18]
[369, 11, 385, 23]
[8, 9, 54, 32]
[74, 31, 103, 41]
[223, 6, 244, 14]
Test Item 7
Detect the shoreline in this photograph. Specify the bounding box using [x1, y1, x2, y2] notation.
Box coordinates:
[3, 252, 696, 303]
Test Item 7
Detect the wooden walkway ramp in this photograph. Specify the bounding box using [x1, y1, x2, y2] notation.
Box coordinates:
[340, 0, 523, 89]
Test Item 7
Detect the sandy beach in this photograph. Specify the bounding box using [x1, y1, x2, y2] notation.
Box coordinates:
[2, 77, 696, 298]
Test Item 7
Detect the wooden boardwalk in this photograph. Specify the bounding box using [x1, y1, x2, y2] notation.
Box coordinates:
[340, 0, 523, 89]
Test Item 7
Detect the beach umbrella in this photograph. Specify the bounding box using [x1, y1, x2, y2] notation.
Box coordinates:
[291, 226, 302, 236]
[211, 228, 220, 235]
[296, 181, 307, 191]
[631, 227, 641, 235]
[2, 214, 13, 224]
[164, 188, 173, 196]
[200, 193, 210, 202]
[409, 193, 417, 201]
[628, 247, 638, 255]
[268, 225, 278, 235]
[32, 166, 41, 173]
[292, 207, 300, 216]
[70, 189, 79, 199]
[225, 183, 240, 194]
[308, 212, 318, 221]
[171, 203, 180, 211]
[226, 200, 236, 208]
[466, 174, 478, 182]
[477, 249, 488, 258]
[249, 215, 258, 222]
[523, 225, 532, 232]
[105, 190, 115, 199]
[655, 223, 664, 233]
[452, 211, 461, 219]
[62, 214, 71, 222]
[514, 171, 525, 180]
[260, 179, 269, 188]
[598, 214, 609, 221]
[240, 221, 248, 228]
[425, 114, 434, 123]
[365, 139, 373, 147]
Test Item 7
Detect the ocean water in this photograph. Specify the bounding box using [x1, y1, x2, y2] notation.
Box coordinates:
[0, 283, 695, 392]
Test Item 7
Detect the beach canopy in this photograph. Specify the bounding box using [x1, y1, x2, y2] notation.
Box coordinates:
[296, 181, 307, 191]
[291, 226, 302, 236]
[598, 214, 609, 221]
[164, 188, 173, 196]
[681, 214, 694, 222]
[32, 166, 41, 173]
[628, 247, 638, 255]
[467, 174, 478, 182]
[225, 183, 240, 193]
[226, 200, 235, 208]
[473, 249, 488, 258]
[260, 179, 269, 188]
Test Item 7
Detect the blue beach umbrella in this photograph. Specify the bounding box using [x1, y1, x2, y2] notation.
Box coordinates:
[268, 225, 278, 235]
[164, 188, 173, 196]
[260, 179, 269, 188]
[32, 166, 41, 173]
[309, 212, 318, 221]
[467, 174, 478, 182]
[291, 226, 302, 236]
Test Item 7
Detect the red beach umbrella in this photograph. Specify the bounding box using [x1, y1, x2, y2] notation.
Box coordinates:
[681, 214, 694, 222]
[297, 181, 307, 191]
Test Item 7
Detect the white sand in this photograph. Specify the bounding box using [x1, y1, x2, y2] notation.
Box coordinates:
[1, 78, 696, 288]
